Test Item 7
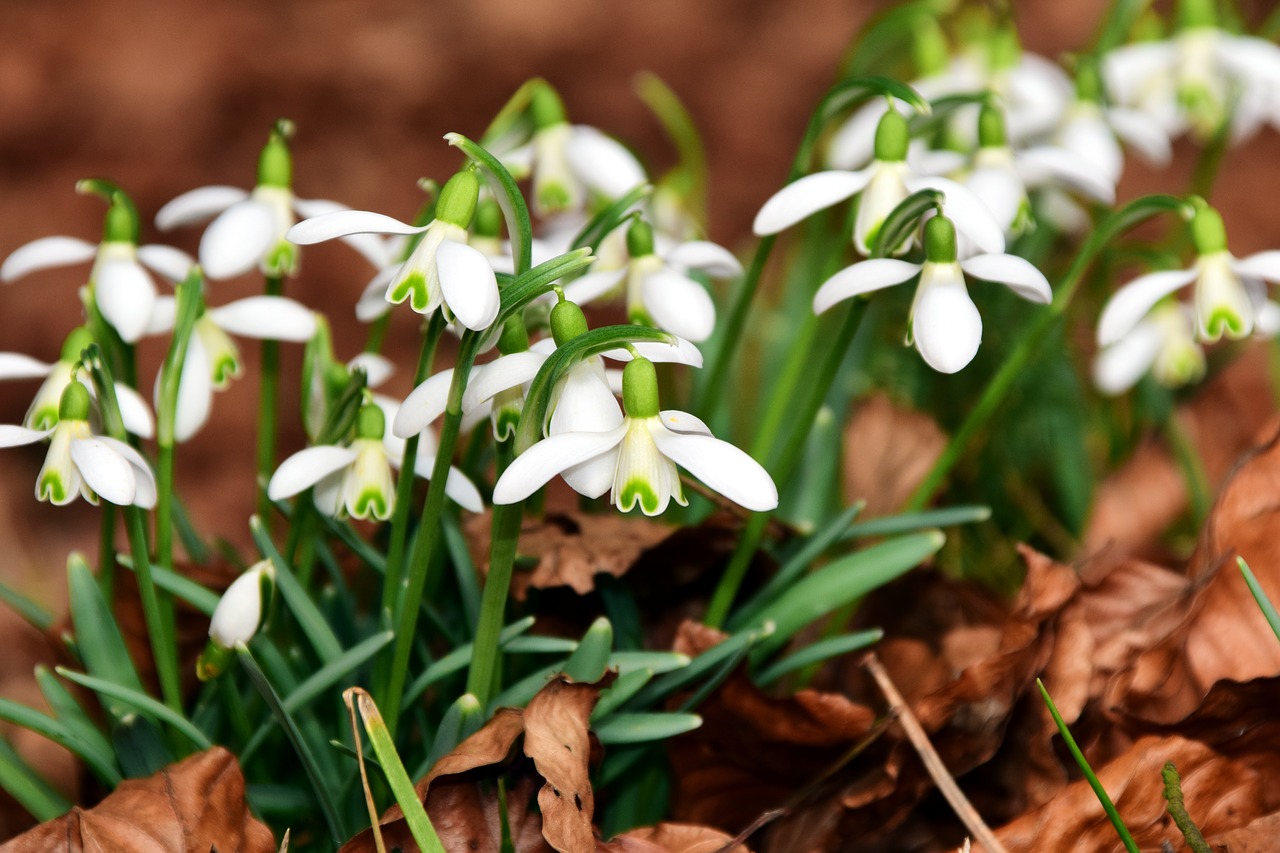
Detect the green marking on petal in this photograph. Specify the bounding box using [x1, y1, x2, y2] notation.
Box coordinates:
[352, 488, 392, 521]
[618, 478, 661, 515]
[388, 271, 430, 313]
[265, 241, 298, 277]
[28, 406, 59, 431]
[211, 354, 241, 388]
[38, 472, 67, 504]
[1205, 307, 1247, 341]
[494, 405, 522, 442]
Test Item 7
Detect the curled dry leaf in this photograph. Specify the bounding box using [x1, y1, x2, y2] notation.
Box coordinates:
[1, 746, 274, 852]
[842, 392, 947, 517]
[524, 678, 599, 853]
[604, 823, 748, 853]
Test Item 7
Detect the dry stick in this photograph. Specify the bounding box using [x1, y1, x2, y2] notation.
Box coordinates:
[863, 653, 1010, 853]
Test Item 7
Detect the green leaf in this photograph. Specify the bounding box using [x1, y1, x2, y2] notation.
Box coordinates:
[442, 515, 481, 631]
[504, 636, 580, 655]
[424, 693, 484, 773]
[66, 554, 148, 722]
[56, 668, 212, 751]
[754, 630, 884, 686]
[402, 617, 537, 707]
[34, 666, 119, 782]
[0, 698, 122, 785]
[571, 184, 653, 254]
[0, 581, 52, 632]
[840, 505, 991, 539]
[446, 132, 533, 275]
[564, 617, 613, 682]
[591, 669, 655, 721]
[628, 624, 774, 710]
[250, 515, 344, 665]
[608, 651, 690, 676]
[117, 554, 220, 615]
[1238, 557, 1280, 644]
[750, 530, 944, 658]
[498, 248, 597, 320]
[592, 712, 702, 745]
[0, 737, 70, 821]
[110, 714, 171, 778]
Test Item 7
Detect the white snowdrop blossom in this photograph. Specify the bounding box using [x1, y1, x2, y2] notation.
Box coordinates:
[148, 294, 317, 442]
[0, 382, 155, 508]
[269, 401, 482, 520]
[287, 169, 499, 332]
[494, 357, 776, 516]
[1093, 301, 1206, 396]
[0, 188, 192, 344]
[812, 215, 1052, 374]
[1096, 205, 1280, 346]
[156, 123, 391, 281]
[198, 560, 275, 680]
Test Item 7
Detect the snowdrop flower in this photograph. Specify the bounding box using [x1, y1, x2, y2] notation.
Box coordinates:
[269, 401, 482, 520]
[1097, 204, 1280, 345]
[300, 315, 395, 442]
[558, 218, 739, 343]
[198, 560, 274, 680]
[813, 215, 1051, 373]
[0, 382, 156, 508]
[287, 169, 500, 331]
[1093, 301, 1206, 395]
[754, 108, 1006, 258]
[148, 294, 317, 441]
[1, 185, 191, 343]
[494, 357, 776, 515]
[157, 121, 390, 281]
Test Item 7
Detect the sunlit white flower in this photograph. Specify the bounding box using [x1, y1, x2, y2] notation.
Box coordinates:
[1093, 301, 1206, 395]
[494, 358, 776, 515]
[157, 122, 390, 280]
[0, 382, 155, 508]
[1096, 206, 1280, 345]
[812, 215, 1051, 373]
[0, 188, 191, 343]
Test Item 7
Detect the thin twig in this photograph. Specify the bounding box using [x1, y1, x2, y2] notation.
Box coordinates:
[1162, 762, 1210, 853]
[864, 653, 1010, 853]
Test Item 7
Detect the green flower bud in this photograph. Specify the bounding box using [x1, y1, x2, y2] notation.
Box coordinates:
[622, 357, 660, 419]
[497, 314, 530, 355]
[436, 169, 481, 229]
[923, 215, 958, 264]
[58, 381, 92, 422]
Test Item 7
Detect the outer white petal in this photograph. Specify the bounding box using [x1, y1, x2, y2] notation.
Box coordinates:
[1017, 147, 1116, 204]
[551, 361, 624, 497]
[347, 352, 394, 388]
[566, 126, 648, 199]
[200, 201, 276, 279]
[312, 469, 345, 517]
[97, 436, 157, 508]
[752, 170, 872, 236]
[603, 337, 703, 368]
[156, 186, 248, 230]
[664, 241, 742, 278]
[648, 422, 778, 512]
[392, 369, 453, 438]
[1059, 111, 1123, 185]
[912, 271, 982, 374]
[560, 268, 626, 308]
[114, 384, 155, 439]
[209, 564, 269, 647]
[145, 295, 178, 336]
[826, 98, 891, 170]
[356, 267, 396, 322]
[960, 254, 1052, 303]
[1232, 251, 1280, 284]
[95, 259, 157, 343]
[1092, 321, 1162, 396]
[642, 270, 716, 343]
[658, 409, 712, 436]
[1102, 41, 1177, 106]
[907, 176, 1006, 255]
[951, 168, 1024, 240]
[1257, 302, 1280, 338]
[136, 244, 196, 282]
[286, 209, 428, 244]
[70, 437, 137, 506]
[436, 240, 500, 331]
[1105, 107, 1172, 167]
[1096, 269, 1197, 346]
[268, 445, 358, 500]
[443, 467, 484, 513]
[291, 198, 396, 268]
[0, 425, 52, 447]
[812, 259, 919, 315]
[0, 353, 54, 380]
[1, 236, 97, 281]
[208, 296, 317, 342]
[462, 351, 545, 413]
[172, 337, 214, 442]
[492, 423, 628, 504]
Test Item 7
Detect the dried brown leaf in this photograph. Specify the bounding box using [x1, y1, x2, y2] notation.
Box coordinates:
[606, 823, 748, 853]
[523, 677, 599, 853]
[842, 393, 947, 517]
[1, 746, 274, 852]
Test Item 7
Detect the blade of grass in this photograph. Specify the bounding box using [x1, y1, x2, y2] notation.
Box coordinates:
[0, 698, 122, 785]
[251, 515, 343, 664]
[1238, 557, 1280, 643]
[0, 581, 52, 632]
[754, 629, 884, 686]
[592, 712, 702, 745]
[0, 737, 70, 821]
[55, 668, 211, 751]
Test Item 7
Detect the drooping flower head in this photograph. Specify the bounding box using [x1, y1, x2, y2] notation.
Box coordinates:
[198, 560, 275, 680]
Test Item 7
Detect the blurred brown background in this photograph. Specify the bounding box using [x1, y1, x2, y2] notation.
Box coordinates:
[0, 0, 1278, 633]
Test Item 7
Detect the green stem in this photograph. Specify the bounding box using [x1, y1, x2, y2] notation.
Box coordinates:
[904, 195, 1190, 511]
[697, 235, 777, 417]
[378, 333, 481, 736]
[123, 506, 182, 715]
[1189, 119, 1230, 200]
[465, 439, 518, 707]
[363, 312, 391, 355]
[1162, 410, 1212, 527]
[155, 447, 175, 571]
[156, 270, 201, 573]
[1162, 762, 1211, 853]
[97, 505, 116, 601]
[257, 275, 284, 525]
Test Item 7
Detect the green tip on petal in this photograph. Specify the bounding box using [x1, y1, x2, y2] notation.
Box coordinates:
[437, 170, 481, 228]
[622, 358, 660, 419]
[537, 182, 572, 213]
[923, 216, 957, 263]
[626, 218, 656, 258]
[60, 327, 96, 364]
[37, 471, 69, 505]
[978, 103, 1008, 149]
[618, 478, 662, 515]
[550, 300, 589, 345]
[873, 108, 910, 163]
[1204, 307, 1246, 341]
[352, 489, 391, 521]
[1190, 206, 1228, 255]
[257, 123, 294, 189]
[356, 403, 386, 440]
[29, 406, 59, 432]
[530, 82, 567, 130]
[58, 382, 91, 422]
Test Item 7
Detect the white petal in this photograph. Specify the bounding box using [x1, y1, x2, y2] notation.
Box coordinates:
[0, 425, 52, 447]
[1105, 107, 1172, 167]
[199, 201, 276, 279]
[312, 469, 345, 517]
[912, 273, 982, 374]
[603, 337, 703, 368]
[643, 270, 716, 343]
[443, 466, 484, 513]
[114, 384, 155, 439]
[286, 209, 427, 244]
[566, 126, 648, 199]
[208, 296, 317, 341]
[268, 445, 358, 500]
[752, 170, 872, 235]
[560, 268, 626, 308]
[1092, 322, 1162, 396]
[0, 353, 54, 381]
[156, 186, 248, 230]
[291, 198, 396, 268]
[826, 98, 891, 170]
[550, 360, 623, 435]
[70, 437, 137, 506]
[1257, 302, 1280, 338]
[812, 259, 919, 315]
[1103, 41, 1177, 106]
[960, 254, 1052, 303]
[95, 259, 157, 343]
[356, 267, 396, 323]
[1, 236, 97, 282]
[648, 422, 777, 512]
[172, 338, 214, 443]
[136, 244, 195, 283]
[145, 295, 178, 336]
[436, 240, 500, 331]
[658, 409, 712, 436]
[1059, 111, 1123, 185]
[1017, 147, 1116, 204]
[1096, 269, 1197, 346]
[492, 424, 628, 504]
[347, 352, 394, 388]
[907, 176, 1006, 255]
[97, 436, 156, 509]
[392, 369, 453, 438]
[462, 351, 545, 413]
[664, 241, 742, 278]
[1232, 251, 1280, 284]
